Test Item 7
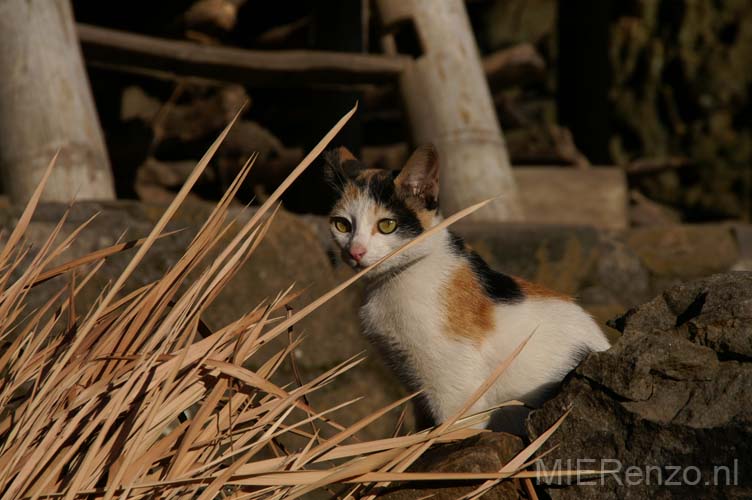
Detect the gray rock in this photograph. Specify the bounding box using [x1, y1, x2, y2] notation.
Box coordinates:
[528, 272, 752, 499]
[626, 225, 739, 280]
[375, 433, 523, 500]
[586, 236, 651, 309]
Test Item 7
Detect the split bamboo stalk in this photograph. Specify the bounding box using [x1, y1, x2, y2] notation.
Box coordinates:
[378, 0, 524, 222]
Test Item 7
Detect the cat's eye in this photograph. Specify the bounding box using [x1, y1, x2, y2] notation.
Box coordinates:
[331, 217, 351, 233]
[377, 218, 398, 234]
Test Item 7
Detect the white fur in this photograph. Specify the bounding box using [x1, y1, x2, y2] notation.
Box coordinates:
[360, 228, 609, 427]
[330, 194, 610, 429]
[360, 231, 478, 422]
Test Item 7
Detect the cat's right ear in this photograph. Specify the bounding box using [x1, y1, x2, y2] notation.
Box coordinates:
[395, 144, 439, 208]
[323, 147, 362, 191]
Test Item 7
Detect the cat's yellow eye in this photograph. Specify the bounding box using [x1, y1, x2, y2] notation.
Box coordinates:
[331, 217, 351, 233]
[377, 218, 398, 234]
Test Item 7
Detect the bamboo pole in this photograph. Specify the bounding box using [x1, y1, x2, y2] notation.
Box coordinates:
[0, 0, 115, 203]
[378, 0, 523, 221]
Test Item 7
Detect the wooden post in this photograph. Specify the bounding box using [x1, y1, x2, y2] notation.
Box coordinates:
[377, 0, 523, 221]
[0, 0, 115, 204]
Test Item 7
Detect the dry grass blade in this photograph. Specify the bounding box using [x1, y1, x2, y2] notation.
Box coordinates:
[0, 151, 58, 264]
[357, 332, 535, 500]
[18, 106, 249, 431]
[30, 229, 184, 287]
[459, 409, 572, 500]
[523, 477, 539, 500]
[0, 103, 570, 500]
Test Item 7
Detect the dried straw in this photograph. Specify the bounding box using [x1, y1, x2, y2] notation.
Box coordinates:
[0, 104, 580, 499]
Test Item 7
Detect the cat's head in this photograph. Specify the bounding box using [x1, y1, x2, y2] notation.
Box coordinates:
[324, 145, 441, 272]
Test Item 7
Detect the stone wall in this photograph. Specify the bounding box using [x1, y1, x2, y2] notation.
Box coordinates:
[2, 200, 750, 441]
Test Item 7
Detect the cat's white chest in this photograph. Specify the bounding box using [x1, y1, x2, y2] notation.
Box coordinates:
[360, 258, 486, 421]
[361, 264, 446, 355]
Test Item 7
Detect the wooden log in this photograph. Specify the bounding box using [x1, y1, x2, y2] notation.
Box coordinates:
[378, 0, 523, 221]
[0, 0, 115, 203]
[183, 0, 248, 33]
[77, 23, 409, 87]
[80, 22, 545, 92]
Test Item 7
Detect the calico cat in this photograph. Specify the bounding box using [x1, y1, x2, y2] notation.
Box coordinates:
[324, 145, 610, 435]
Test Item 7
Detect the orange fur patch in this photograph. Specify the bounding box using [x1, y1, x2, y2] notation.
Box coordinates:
[416, 208, 434, 230]
[514, 277, 572, 301]
[443, 264, 495, 344]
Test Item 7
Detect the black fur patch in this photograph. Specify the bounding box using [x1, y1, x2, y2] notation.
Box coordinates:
[447, 231, 466, 254]
[448, 233, 523, 304]
[425, 196, 439, 212]
[362, 172, 394, 206]
[466, 252, 524, 304]
[356, 172, 424, 237]
[366, 332, 437, 429]
[322, 150, 364, 191]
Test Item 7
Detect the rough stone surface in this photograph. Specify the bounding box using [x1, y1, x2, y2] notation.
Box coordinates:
[375, 433, 523, 500]
[514, 167, 628, 230]
[528, 272, 752, 499]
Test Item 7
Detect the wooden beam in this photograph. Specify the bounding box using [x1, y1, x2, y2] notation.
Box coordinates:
[76, 23, 408, 87]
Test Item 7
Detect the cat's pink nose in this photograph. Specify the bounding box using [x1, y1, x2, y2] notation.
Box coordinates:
[349, 245, 367, 262]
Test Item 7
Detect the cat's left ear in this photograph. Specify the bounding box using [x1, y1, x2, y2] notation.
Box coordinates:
[323, 146, 362, 191]
[395, 144, 439, 208]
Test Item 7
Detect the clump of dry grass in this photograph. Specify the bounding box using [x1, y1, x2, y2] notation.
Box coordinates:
[0, 106, 581, 499]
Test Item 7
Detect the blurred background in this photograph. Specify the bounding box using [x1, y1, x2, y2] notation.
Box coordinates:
[1, 0, 749, 224]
